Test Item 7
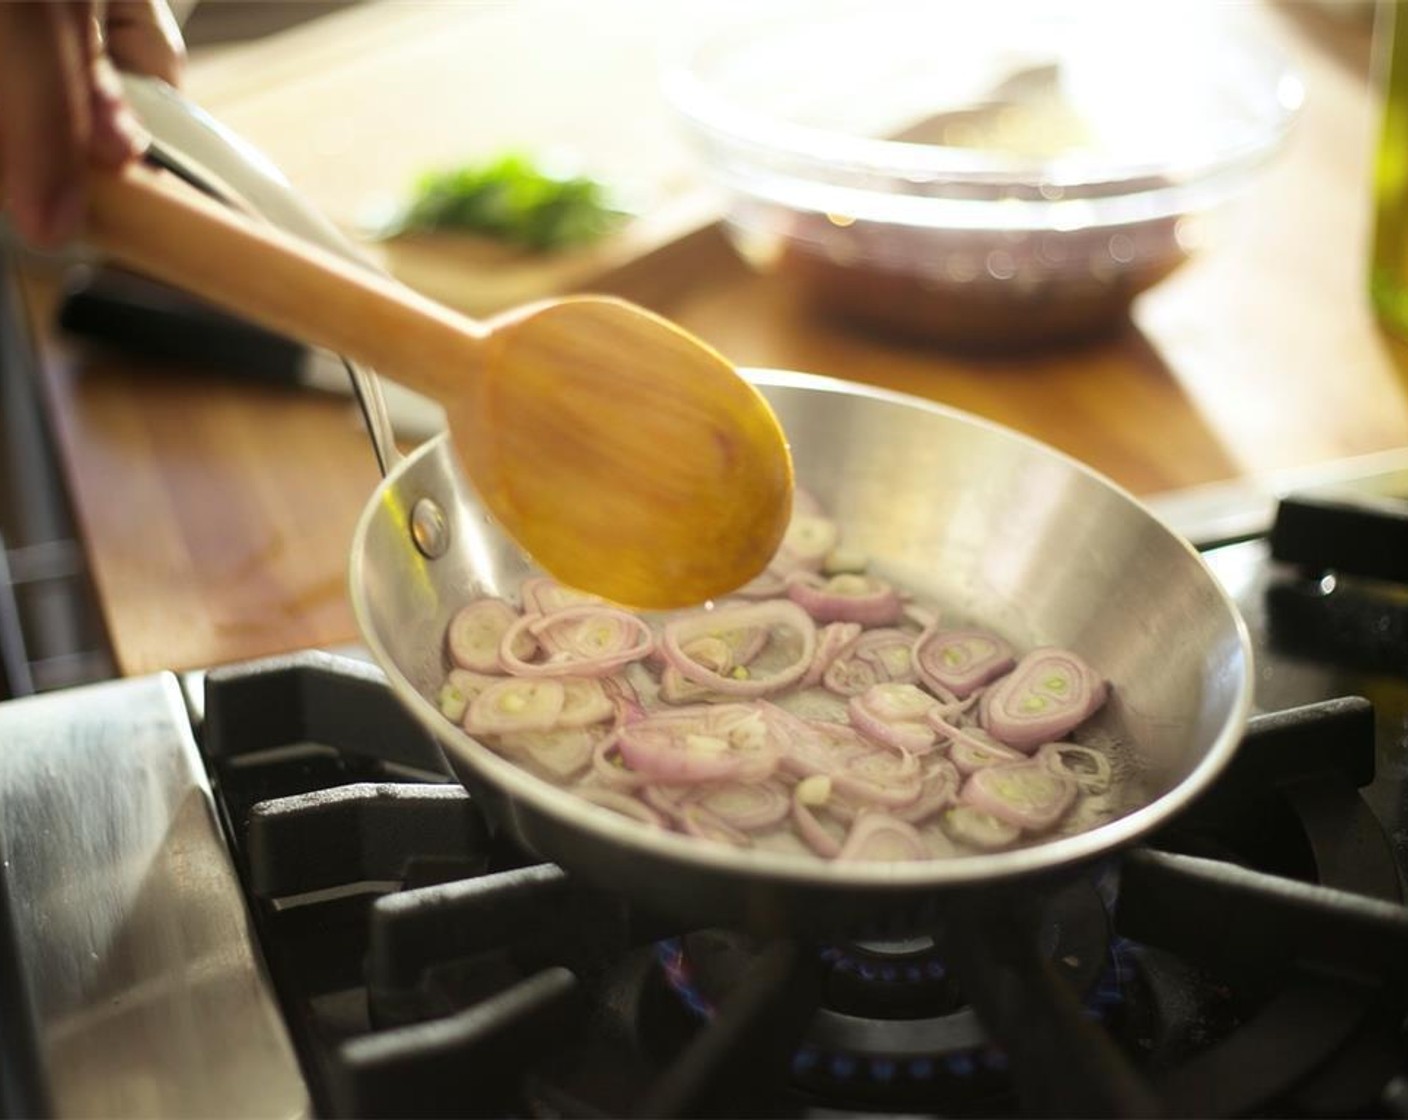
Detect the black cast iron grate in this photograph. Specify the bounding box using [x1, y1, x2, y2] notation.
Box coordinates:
[198, 651, 1408, 1120]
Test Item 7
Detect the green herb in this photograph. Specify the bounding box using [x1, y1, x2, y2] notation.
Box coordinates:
[393, 153, 626, 251]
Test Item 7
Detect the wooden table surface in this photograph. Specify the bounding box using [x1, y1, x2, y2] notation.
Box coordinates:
[13, 0, 1408, 678]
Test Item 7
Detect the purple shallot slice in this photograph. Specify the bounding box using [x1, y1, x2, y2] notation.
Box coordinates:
[833, 746, 923, 809]
[823, 628, 917, 696]
[496, 725, 598, 782]
[520, 577, 602, 614]
[465, 677, 566, 736]
[661, 600, 816, 698]
[836, 811, 928, 861]
[914, 627, 1016, 699]
[613, 704, 783, 785]
[979, 647, 1108, 752]
[800, 621, 863, 688]
[848, 682, 940, 754]
[892, 757, 961, 824]
[576, 786, 667, 828]
[679, 802, 753, 848]
[1037, 742, 1113, 795]
[773, 513, 840, 574]
[791, 775, 844, 858]
[961, 761, 1078, 832]
[556, 677, 616, 727]
[940, 805, 1021, 850]
[437, 667, 502, 722]
[934, 719, 1028, 775]
[689, 779, 791, 831]
[787, 571, 903, 627]
[448, 598, 530, 673]
[781, 718, 873, 778]
[500, 605, 654, 678]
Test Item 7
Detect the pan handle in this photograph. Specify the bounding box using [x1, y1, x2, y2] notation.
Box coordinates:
[118, 73, 404, 477]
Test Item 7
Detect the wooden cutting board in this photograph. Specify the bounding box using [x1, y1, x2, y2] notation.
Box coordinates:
[182, 0, 729, 317]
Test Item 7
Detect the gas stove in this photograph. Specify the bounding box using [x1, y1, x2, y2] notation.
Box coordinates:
[0, 469, 1406, 1118]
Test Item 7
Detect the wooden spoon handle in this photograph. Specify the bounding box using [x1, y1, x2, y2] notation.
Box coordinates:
[83, 161, 486, 398]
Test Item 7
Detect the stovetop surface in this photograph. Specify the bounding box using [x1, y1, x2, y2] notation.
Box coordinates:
[179, 525, 1408, 1119]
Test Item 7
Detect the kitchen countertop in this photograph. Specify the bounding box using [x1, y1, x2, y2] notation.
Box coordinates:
[10, 0, 1408, 678]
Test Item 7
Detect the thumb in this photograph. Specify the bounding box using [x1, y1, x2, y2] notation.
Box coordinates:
[103, 0, 185, 86]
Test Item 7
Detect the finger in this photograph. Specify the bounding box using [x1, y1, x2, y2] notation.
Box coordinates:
[103, 0, 185, 86]
[0, 2, 93, 247]
[87, 23, 147, 170]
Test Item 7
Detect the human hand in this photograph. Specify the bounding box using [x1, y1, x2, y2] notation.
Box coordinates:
[0, 1, 185, 249]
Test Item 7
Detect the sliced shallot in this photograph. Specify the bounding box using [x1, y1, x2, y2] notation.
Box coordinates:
[1037, 742, 1113, 795]
[556, 677, 616, 728]
[791, 775, 844, 858]
[773, 513, 840, 574]
[657, 635, 734, 704]
[914, 627, 1016, 699]
[836, 811, 928, 862]
[781, 717, 874, 778]
[437, 488, 1125, 866]
[714, 623, 771, 666]
[464, 678, 566, 736]
[689, 779, 791, 831]
[520, 577, 602, 614]
[604, 672, 648, 725]
[657, 665, 719, 705]
[961, 761, 1077, 832]
[576, 786, 666, 828]
[854, 628, 918, 683]
[615, 723, 742, 784]
[832, 747, 923, 809]
[500, 606, 654, 678]
[591, 736, 653, 789]
[823, 628, 918, 696]
[661, 600, 816, 698]
[892, 757, 961, 824]
[679, 803, 753, 848]
[940, 805, 1021, 850]
[933, 719, 1028, 775]
[848, 683, 940, 754]
[979, 647, 1109, 752]
[495, 726, 598, 781]
[614, 704, 782, 784]
[732, 567, 791, 600]
[787, 571, 903, 627]
[800, 622, 863, 688]
[448, 598, 530, 673]
[437, 667, 502, 723]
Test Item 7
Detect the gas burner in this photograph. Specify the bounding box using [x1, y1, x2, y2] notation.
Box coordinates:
[651, 878, 1128, 1111]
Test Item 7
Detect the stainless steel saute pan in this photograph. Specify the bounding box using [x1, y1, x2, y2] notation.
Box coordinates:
[124, 76, 1253, 938]
[348, 371, 1254, 934]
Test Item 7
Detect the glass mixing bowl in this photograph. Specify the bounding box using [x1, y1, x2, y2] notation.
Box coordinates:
[663, 1, 1304, 350]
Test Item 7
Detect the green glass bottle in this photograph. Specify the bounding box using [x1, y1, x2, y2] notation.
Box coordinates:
[1371, 0, 1408, 337]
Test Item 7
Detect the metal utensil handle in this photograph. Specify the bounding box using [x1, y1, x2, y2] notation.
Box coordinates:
[120, 74, 402, 477]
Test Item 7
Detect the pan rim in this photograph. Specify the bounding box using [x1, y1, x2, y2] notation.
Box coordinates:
[349, 367, 1255, 890]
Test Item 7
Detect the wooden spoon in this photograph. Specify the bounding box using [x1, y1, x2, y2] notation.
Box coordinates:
[81, 162, 793, 609]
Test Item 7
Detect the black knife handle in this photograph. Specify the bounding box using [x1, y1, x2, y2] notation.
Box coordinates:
[58, 266, 306, 385]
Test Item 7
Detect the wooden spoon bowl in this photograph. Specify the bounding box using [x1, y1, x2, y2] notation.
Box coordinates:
[82, 163, 793, 608]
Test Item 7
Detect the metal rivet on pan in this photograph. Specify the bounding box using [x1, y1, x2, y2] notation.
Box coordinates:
[410, 498, 450, 559]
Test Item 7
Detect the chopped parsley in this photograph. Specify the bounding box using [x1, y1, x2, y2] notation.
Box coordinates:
[392, 153, 626, 251]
